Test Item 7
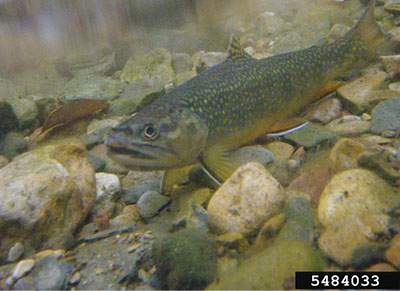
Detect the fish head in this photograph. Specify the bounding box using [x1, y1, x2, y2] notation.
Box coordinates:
[104, 104, 208, 170]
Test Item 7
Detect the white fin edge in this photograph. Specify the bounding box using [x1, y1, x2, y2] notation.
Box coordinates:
[200, 165, 222, 187]
[266, 121, 310, 137]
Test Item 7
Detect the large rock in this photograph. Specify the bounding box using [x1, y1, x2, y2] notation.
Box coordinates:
[318, 169, 400, 266]
[329, 138, 366, 174]
[207, 240, 326, 290]
[0, 139, 96, 261]
[207, 162, 284, 235]
[120, 48, 174, 85]
[337, 70, 388, 114]
[0, 78, 38, 128]
[152, 229, 217, 290]
[371, 96, 400, 134]
[62, 74, 124, 101]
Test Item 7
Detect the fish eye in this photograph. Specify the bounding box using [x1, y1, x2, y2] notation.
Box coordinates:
[143, 123, 158, 140]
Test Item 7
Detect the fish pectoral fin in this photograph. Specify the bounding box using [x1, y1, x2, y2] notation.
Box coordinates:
[267, 118, 309, 137]
[199, 144, 240, 184]
[315, 80, 344, 100]
[227, 34, 252, 61]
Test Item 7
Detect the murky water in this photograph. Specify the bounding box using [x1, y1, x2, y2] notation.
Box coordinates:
[0, 0, 399, 290]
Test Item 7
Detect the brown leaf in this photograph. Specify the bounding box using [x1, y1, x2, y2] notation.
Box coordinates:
[29, 99, 109, 147]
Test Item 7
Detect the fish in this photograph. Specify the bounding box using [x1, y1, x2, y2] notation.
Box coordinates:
[105, 0, 392, 184]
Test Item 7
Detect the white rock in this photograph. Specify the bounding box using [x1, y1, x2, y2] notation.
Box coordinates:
[12, 259, 35, 280]
[7, 242, 24, 262]
[95, 172, 121, 199]
[208, 162, 284, 235]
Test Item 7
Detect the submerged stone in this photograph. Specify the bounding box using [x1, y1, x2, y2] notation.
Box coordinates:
[371, 96, 400, 134]
[152, 228, 217, 290]
[285, 122, 338, 148]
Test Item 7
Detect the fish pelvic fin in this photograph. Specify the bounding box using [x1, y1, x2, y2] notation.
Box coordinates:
[227, 35, 252, 61]
[352, 0, 394, 56]
[199, 144, 240, 184]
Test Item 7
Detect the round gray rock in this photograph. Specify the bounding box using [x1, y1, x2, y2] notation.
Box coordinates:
[137, 190, 170, 218]
[371, 96, 400, 134]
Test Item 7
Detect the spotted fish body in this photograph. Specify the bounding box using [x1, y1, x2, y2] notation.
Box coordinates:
[105, 0, 389, 182]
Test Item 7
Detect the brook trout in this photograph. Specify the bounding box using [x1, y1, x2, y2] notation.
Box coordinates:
[105, 0, 391, 183]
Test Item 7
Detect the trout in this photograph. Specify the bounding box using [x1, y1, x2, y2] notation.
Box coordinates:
[105, 0, 391, 183]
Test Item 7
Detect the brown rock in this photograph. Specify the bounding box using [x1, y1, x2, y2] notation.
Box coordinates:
[304, 98, 342, 124]
[385, 233, 400, 269]
[329, 138, 366, 174]
[265, 141, 294, 161]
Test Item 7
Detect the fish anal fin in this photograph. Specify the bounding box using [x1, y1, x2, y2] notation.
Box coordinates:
[268, 118, 309, 136]
[199, 144, 240, 184]
[227, 35, 252, 61]
[315, 80, 344, 100]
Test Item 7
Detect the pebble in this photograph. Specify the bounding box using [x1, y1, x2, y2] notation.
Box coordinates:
[124, 179, 160, 204]
[95, 172, 121, 199]
[285, 122, 338, 148]
[127, 243, 141, 253]
[265, 141, 294, 161]
[380, 55, 400, 76]
[35, 249, 66, 260]
[326, 119, 371, 136]
[230, 145, 275, 167]
[109, 205, 140, 227]
[304, 98, 342, 124]
[329, 138, 366, 174]
[287, 159, 299, 171]
[12, 259, 35, 280]
[137, 191, 171, 218]
[371, 96, 400, 134]
[69, 272, 81, 285]
[385, 233, 400, 269]
[208, 162, 284, 234]
[7, 242, 24, 262]
[32, 256, 72, 290]
[0, 131, 28, 160]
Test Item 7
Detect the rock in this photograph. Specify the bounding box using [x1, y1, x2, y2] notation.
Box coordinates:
[32, 256, 72, 290]
[120, 48, 174, 85]
[109, 205, 140, 227]
[85, 151, 106, 172]
[0, 140, 96, 259]
[174, 70, 197, 86]
[285, 122, 338, 148]
[89, 144, 128, 174]
[326, 118, 371, 136]
[304, 98, 343, 124]
[230, 145, 275, 167]
[69, 272, 81, 285]
[275, 196, 315, 244]
[62, 74, 124, 101]
[287, 152, 331, 204]
[385, 233, 400, 269]
[371, 96, 400, 134]
[152, 228, 217, 290]
[329, 138, 366, 174]
[87, 118, 121, 136]
[95, 173, 121, 199]
[171, 53, 193, 74]
[124, 179, 160, 204]
[380, 55, 400, 76]
[0, 131, 28, 160]
[193, 51, 226, 73]
[208, 240, 326, 290]
[122, 170, 163, 190]
[255, 11, 285, 36]
[108, 78, 165, 115]
[7, 242, 24, 262]
[318, 169, 400, 266]
[351, 243, 388, 269]
[34, 249, 65, 260]
[137, 191, 171, 218]
[55, 43, 116, 77]
[265, 141, 294, 161]
[363, 263, 398, 272]
[0, 101, 18, 136]
[12, 259, 35, 280]
[327, 24, 350, 43]
[337, 70, 389, 113]
[357, 150, 400, 184]
[208, 162, 284, 235]
[0, 78, 38, 127]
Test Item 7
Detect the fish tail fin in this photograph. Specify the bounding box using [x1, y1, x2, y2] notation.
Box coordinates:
[353, 0, 397, 56]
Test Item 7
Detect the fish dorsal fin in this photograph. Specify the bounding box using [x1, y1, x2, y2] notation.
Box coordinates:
[267, 118, 309, 137]
[228, 35, 252, 61]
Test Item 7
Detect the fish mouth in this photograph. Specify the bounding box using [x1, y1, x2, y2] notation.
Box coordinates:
[104, 134, 156, 160]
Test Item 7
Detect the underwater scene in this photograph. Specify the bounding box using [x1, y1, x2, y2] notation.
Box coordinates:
[0, 0, 399, 289]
